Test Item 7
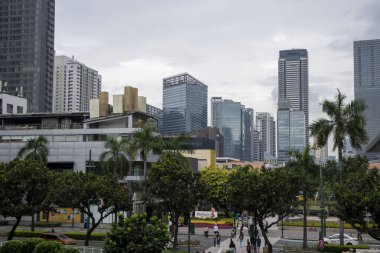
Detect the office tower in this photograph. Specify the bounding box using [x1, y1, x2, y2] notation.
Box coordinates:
[253, 130, 260, 161]
[242, 107, 254, 162]
[277, 98, 306, 165]
[354, 39, 380, 159]
[124, 86, 138, 112]
[0, 0, 55, 112]
[162, 73, 207, 135]
[278, 49, 309, 145]
[211, 97, 254, 161]
[255, 112, 276, 161]
[146, 104, 163, 131]
[53, 56, 101, 112]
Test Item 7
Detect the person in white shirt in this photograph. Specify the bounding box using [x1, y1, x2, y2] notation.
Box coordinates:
[213, 223, 219, 234]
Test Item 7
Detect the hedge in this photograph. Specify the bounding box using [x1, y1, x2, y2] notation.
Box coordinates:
[35, 222, 62, 227]
[0, 221, 9, 226]
[319, 244, 369, 253]
[57, 247, 80, 253]
[283, 220, 353, 229]
[9, 230, 106, 241]
[22, 238, 45, 253]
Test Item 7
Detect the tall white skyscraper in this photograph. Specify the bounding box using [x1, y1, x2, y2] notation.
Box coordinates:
[278, 49, 309, 146]
[53, 56, 102, 112]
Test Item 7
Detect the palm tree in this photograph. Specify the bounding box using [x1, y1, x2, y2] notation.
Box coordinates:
[310, 89, 368, 245]
[161, 133, 194, 155]
[288, 145, 318, 249]
[131, 125, 163, 181]
[100, 137, 134, 179]
[17, 136, 49, 164]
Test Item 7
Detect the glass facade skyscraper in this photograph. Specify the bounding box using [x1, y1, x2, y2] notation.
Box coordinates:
[255, 112, 276, 161]
[277, 98, 306, 165]
[211, 97, 254, 161]
[278, 49, 309, 146]
[162, 73, 207, 135]
[0, 0, 55, 112]
[354, 39, 380, 160]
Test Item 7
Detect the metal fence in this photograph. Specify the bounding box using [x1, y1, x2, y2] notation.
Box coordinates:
[66, 246, 105, 253]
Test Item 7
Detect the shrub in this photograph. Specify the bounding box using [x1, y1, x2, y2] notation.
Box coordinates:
[33, 241, 62, 253]
[0, 240, 23, 253]
[21, 238, 44, 253]
[57, 247, 80, 253]
[319, 244, 370, 253]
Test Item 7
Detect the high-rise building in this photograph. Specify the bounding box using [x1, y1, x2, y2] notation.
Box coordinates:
[253, 130, 260, 161]
[53, 56, 101, 112]
[242, 107, 254, 162]
[277, 98, 306, 165]
[162, 73, 207, 135]
[278, 49, 309, 146]
[255, 112, 276, 161]
[146, 104, 163, 132]
[354, 39, 380, 160]
[211, 97, 254, 161]
[0, 0, 55, 112]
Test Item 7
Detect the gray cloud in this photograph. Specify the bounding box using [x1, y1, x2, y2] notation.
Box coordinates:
[55, 0, 378, 121]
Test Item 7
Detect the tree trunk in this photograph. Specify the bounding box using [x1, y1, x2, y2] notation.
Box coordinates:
[338, 148, 344, 246]
[143, 160, 147, 181]
[31, 212, 35, 232]
[302, 192, 308, 248]
[8, 216, 22, 240]
[258, 217, 272, 253]
[85, 218, 101, 246]
[71, 208, 75, 228]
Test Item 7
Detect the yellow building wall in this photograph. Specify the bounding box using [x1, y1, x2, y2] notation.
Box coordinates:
[181, 149, 216, 169]
[39, 208, 81, 223]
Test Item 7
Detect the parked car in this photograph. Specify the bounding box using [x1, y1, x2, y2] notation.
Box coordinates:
[323, 234, 358, 245]
[40, 232, 77, 245]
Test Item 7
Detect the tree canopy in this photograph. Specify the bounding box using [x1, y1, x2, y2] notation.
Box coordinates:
[0, 160, 50, 240]
[227, 166, 300, 253]
[104, 213, 170, 253]
[144, 152, 201, 248]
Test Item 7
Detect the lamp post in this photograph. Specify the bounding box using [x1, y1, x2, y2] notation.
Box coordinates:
[319, 160, 325, 239]
[188, 211, 191, 253]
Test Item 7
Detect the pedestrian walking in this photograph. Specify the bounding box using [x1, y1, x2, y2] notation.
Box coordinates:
[239, 231, 244, 248]
[213, 234, 216, 247]
[216, 233, 221, 247]
[246, 239, 252, 253]
[257, 236, 262, 252]
[204, 226, 209, 238]
[240, 225, 244, 233]
[213, 222, 219, 235]
[229, 239, 237, 253]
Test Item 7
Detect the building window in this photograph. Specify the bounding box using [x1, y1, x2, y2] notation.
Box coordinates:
[17, 106, 23, 114]
[0, 99, 2, 114]
[6, 104, 13, 114]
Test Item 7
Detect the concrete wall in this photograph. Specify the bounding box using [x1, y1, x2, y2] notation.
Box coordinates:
[137, 96, 146, 113]
[123, 86, 138, 112]
[113, 94, 124, 113]
[89, 99, 99, 118]
[99, 91, 109, 117]
[0, 93, 27, 114]
[181, 149, 216, 168]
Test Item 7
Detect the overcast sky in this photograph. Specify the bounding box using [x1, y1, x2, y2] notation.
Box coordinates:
[55, 0, 380, 126]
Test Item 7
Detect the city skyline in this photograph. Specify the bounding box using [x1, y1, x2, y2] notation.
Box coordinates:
[54, 0, 380, 125]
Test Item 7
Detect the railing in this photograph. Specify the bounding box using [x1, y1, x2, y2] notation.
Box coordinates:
[2, 123, 84, 130]
[66, 246, 105, 253]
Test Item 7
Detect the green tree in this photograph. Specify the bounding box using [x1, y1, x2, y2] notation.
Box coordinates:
[311, 89, 368, 245]
[0, 160, 51, 239]
[104, 213, 170, 253]
[200, 165, 230, 217]
[287, 145, 319, 249]
[227, 166, 300, 253]
[49, 172, 131, 246]
[144, 152, 200, 248]
[100, 137, 136, 179]
[335, 167, 380, 240]
[17, 136, 49, 164]
[131, 125, 162, 181]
